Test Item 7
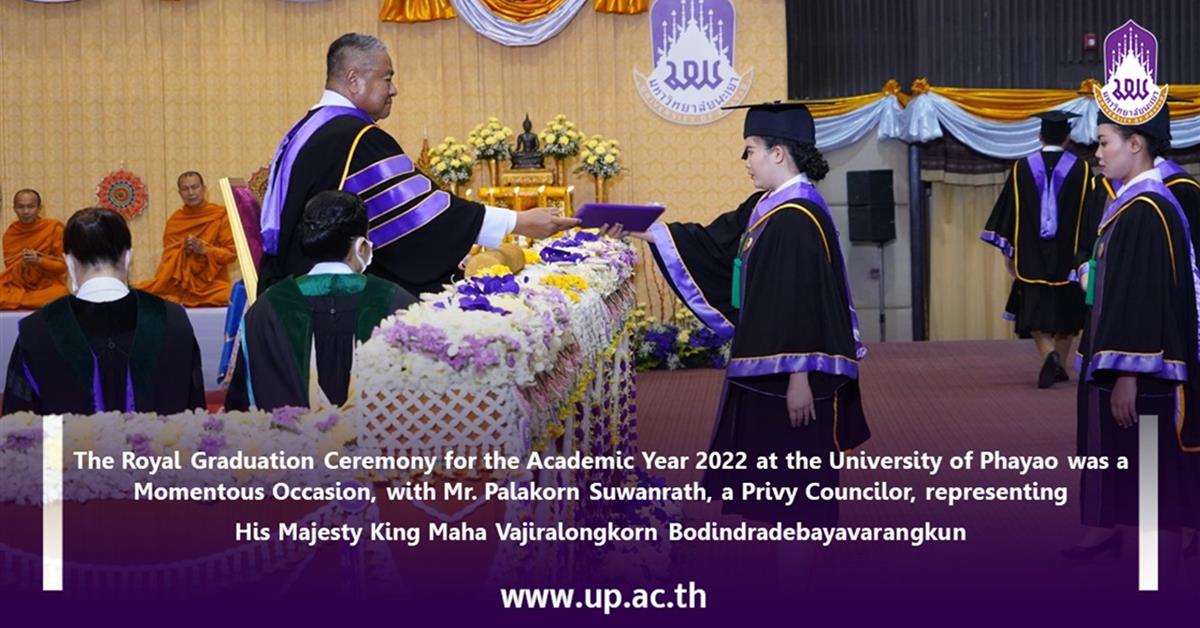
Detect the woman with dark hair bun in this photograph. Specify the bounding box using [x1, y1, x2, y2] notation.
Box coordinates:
[2, 207, 206, 415]
[1065, 105, 1200, 579]
[610, 101, 870, 584]
[224, 190, 415, 411]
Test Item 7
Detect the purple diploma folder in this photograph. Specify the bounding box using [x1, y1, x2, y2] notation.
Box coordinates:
[575, 203, 665, 232]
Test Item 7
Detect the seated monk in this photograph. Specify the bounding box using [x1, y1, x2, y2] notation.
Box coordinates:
[135, 171, 236, 306]
[0, 189, 69, 309]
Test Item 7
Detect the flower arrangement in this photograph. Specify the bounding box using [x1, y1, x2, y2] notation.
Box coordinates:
[577, 135, 623, 179]
[539, 114, 583, 158]
[633, 302, 731, 371]
[468, 117, 514, 161]
[427, 136, 475, 186]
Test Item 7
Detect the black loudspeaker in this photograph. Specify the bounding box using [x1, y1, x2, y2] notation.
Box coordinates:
[847, 170, 896, 244]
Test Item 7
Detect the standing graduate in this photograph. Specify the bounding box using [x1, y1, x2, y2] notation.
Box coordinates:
[981, 111, 1091, 388]
[224, 191, 415, 411]
[257, 33, 577, 296]
[2, 208, 205, 415]
[1066, 106, 1200, 577]
[636, 102, 870, 530]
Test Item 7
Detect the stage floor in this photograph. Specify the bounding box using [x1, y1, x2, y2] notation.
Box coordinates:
[636, 339, 1198, 601]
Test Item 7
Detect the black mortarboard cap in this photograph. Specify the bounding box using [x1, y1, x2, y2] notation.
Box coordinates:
[1033, 110, 1079, 141]
[723, 100, 823, 159]
[1098, 106, 1171, 143]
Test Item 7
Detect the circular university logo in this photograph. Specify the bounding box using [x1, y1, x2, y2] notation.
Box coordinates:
[634, 0, 754, 125]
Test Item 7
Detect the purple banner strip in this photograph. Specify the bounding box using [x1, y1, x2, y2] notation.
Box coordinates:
[368, 191, 452, 248]
[648, 222, 735, 341]
[365, 177, 433, 221]
[728, 352, 859, 379]
[343, 154, 415, 194]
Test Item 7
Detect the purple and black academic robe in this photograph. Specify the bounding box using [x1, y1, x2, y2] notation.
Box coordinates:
[1075, 179, 1200, 529]
[650, 181, 870, 525]
[2, 291, 205, 415]
[981, 149, 1090, 336]
[223, 273, 414, 412]
[258, 106, 485, 295]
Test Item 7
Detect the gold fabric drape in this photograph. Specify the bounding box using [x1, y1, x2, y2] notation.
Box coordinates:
[594, 0, 649, 15]
[379, 0, 456, 23]
[929, 85, 1080, 122]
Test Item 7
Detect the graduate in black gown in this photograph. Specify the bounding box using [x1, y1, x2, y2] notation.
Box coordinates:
[257, 33, 577, 296]
[1066, 107, 1200, 578]
[632, 102, 870, 531]
[225, 191, 415, 411]
[2, 207, 205, 415]
[982, 111, 1091, 388]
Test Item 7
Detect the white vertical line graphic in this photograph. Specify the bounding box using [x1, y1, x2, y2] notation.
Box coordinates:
[1138, 413, 1157, 592]
[42, 414, 63, 592]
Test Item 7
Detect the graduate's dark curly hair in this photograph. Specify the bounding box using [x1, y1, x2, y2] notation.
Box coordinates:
[760, 136, 830, 182]
[1113, 126, 1172, 160]
[300, 190, 369, 262]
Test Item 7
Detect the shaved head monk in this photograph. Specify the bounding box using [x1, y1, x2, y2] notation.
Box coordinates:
[0, 188, 68, 310]
[135, 171, 237, 306]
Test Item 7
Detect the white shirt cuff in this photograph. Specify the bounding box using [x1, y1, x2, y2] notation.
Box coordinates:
[478, 205, 517, 248]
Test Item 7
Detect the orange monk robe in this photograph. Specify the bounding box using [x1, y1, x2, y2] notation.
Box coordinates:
[0, 217, 69, 310]
[136, 202, 237, 306]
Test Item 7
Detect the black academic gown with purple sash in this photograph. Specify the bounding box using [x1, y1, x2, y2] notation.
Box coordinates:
[982, 149, 1090, 336]
[1075, 177, 1200, 529]
[650, 181, 870, 525]
[258, 106, 485, 296]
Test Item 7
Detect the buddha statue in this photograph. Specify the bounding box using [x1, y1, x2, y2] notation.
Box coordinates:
[511, 114, 545, 169]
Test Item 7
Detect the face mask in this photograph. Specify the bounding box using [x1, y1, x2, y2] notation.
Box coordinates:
[353, 237, 374, 272]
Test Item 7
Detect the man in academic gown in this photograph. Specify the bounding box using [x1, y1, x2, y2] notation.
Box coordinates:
[1068, 106, 1200, 561]
[2, 207, 205, 415]
[224, 190, 415, 411]
[638, 102, 870, 526]
[257, 32, 578, 296]
[0, 189, 69, 309]
[135, 171, 237, 306]
[981, 110, 1091, 388]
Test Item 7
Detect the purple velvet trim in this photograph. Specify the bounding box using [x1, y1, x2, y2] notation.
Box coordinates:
[1027, 151, 1078, 240]
[367, 191, 452, 247]
[748, 178, 813, 227]
[727, 353, 859, 379]
[979, 230, 1014, 258]
[1085, 351, 1187, 383]
[648, 223, 735, 341]
[363, 177, 433, 221]
[342, 154, 416, 194]
[1002, 311, 1016, 322]
[747, 184, 867, 360]
[261, 106, 373, 254]
[1158, 159, 1187, 180]
[21, 359, 40, 399]
[89, 354, 136, 413]
[1068, 262, 1087, 284]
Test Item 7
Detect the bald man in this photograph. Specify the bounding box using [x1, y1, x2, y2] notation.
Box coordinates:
[0, 189, 68, 309]
[136, 171, 236, 306]
[257, 32, 579, 296]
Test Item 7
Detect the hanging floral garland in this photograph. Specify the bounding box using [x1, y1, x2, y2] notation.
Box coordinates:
[96, 169, 149, 220]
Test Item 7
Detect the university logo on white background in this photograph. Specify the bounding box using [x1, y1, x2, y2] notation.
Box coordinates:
[634, 0, 753, 125]
[1093, 20, 1168, 125]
